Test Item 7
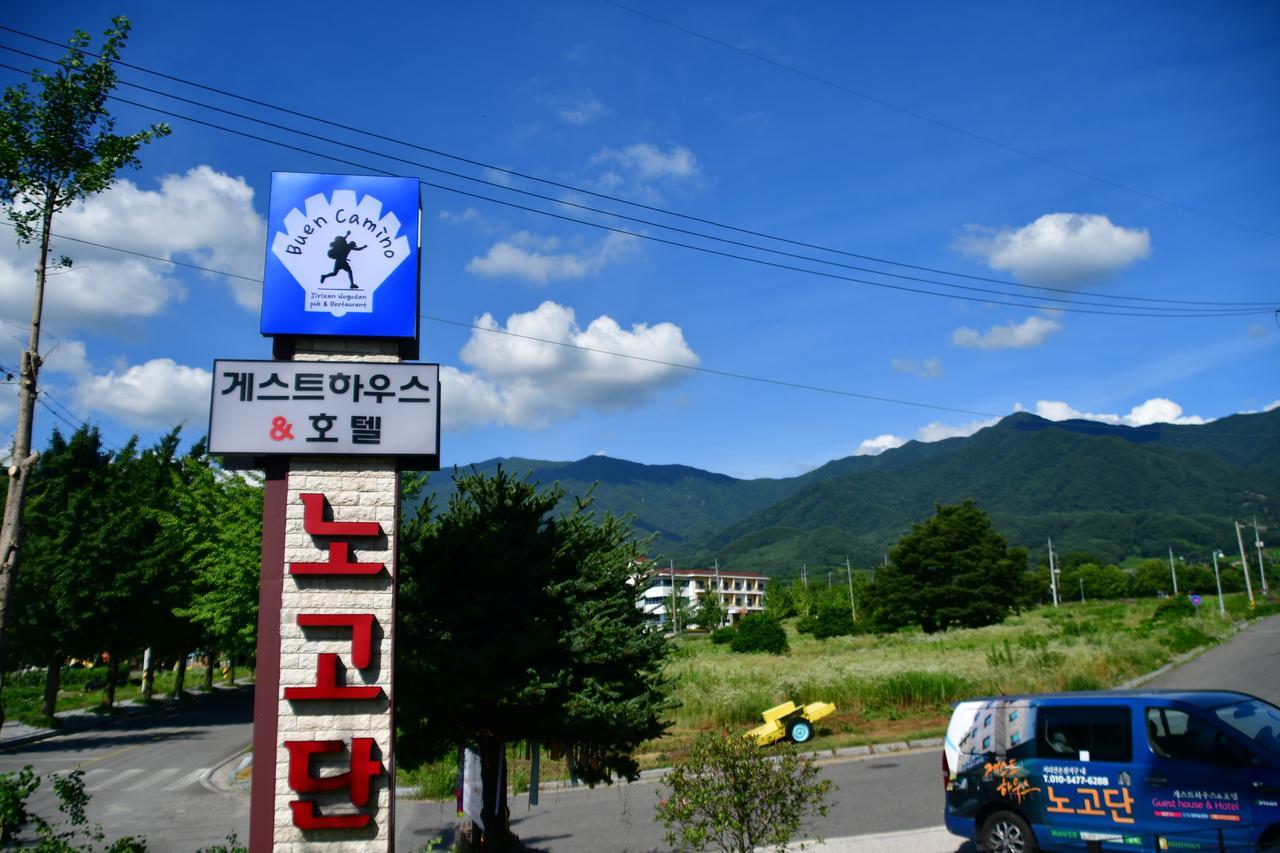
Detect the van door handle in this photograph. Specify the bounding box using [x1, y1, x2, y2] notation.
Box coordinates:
[1146, 776, 1167, 787]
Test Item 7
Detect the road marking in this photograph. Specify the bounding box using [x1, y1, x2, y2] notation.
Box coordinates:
[166, 767, 210, 790]
[87, 767, 144, 792]
[125, 767, 179, 790]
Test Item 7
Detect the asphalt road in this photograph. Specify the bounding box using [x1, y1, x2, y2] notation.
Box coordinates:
[0, 688, 253, 851]
[3, 614, 1276, 851]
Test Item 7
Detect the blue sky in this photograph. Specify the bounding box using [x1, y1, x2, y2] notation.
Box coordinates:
[1, 1, 1276, 478]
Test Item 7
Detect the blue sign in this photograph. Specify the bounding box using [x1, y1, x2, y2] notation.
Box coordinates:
[260, 172, 420, 340]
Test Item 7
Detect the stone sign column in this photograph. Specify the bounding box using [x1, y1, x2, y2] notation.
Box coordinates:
[212, 172, 431, 852]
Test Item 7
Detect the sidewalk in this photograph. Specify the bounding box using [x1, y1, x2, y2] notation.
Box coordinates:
[799, 827, 965, 852]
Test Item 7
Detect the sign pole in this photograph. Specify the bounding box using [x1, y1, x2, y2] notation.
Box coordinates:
[249, 459, 288, 850]
[212, 173, 433, 852]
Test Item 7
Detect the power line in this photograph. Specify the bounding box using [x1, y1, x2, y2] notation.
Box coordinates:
[0, 227, 1274, 440]
[422, 314, 998, 417]
[597, 0, 1280, 240]
[0, 39, 1272, 312]
[7, 84, 1262, 320]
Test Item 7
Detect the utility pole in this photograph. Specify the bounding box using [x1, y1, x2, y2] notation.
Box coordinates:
[1236, 521, 1256, 607]
[1080, 577, 1086, 603]
[669, 559, 677, 633]
[846, 556, 856, 623]
[1047, 537, 1059, 607]
[1168, 546, 1178, 596]
[1211, 550, 1226, 617]
[801, 563, 807, 587]
[714, 559, 721, 626]
[1254, 516, 1269, 596]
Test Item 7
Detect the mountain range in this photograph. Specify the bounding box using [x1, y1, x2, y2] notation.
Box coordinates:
[414, 408, 1280, 575]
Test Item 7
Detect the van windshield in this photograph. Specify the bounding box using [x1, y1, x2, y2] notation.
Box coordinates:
[1214, 699, 1280, 757]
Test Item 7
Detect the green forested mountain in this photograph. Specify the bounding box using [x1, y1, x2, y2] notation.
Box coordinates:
[413, 408, 1280, 573]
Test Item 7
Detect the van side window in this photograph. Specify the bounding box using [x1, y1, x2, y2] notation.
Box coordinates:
[1038, 706, 1131, 762]
[1146, 708, 1252, 766]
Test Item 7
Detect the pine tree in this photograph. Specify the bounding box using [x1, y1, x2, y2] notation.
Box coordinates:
[397, 469, 670, 851]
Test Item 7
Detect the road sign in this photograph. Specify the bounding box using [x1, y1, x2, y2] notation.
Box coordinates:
[208, 359, 439, 466]
[260, 172, 420, 341]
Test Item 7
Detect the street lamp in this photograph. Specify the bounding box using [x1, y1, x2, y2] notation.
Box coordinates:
[1211, 550, 1226, 617]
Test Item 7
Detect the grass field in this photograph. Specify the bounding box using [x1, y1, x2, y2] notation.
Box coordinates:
[2, 663, 249, 727]
[400, 592, 1275, 796]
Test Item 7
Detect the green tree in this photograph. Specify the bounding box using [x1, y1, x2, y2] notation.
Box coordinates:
[872, 500, 1026, 633]
[811, 596, 855, 639]
[8, 427, 111, 717]
[695, 590, 727, 630]
[1131, 558, 1173, 597]
[0, 16, 169, 724]
[730, 613, 788, 654]
[168, 450, 262, 692]
[1078, 563, 1130, 599]
[655, 730, 832, 852]
[763, 580, 795, 619]
[396, 469, 670, 852]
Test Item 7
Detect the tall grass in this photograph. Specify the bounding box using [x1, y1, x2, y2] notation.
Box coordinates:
[663, 594, 1255, 736]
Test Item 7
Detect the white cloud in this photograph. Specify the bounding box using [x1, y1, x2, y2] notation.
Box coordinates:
[41, 339, 90, 376]
[465, 231, 639, 284]
[916, 417, 1002, 443]
[444, 301, 697, 430]
[853, 434, 906, 456]
[955, 212, 1150, 286]
[592, 143, 699, 180]
[852, 416, 999, 457]
[0, 167, 265, 331]
[1034, 397, 1207, 427]
[74, 358, 211, 428]
[891, 357, 942, 378]
[952, 315, 1062, 350]
[557, 92, 607, 125]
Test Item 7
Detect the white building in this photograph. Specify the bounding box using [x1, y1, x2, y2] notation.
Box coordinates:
[635, 564, 768, 627]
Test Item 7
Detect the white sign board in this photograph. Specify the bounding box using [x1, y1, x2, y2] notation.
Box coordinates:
[208, 359, 439, 463]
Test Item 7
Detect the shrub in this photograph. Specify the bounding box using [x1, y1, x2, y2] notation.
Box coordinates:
[710, 626, 738, 645]
[1152, 596, 1195, 622]
[1166, 624, 1212, 653]
[730, 615, 788, 655]
[655, 730, 832, 852]
[812, 602, 855, 639]
[794, 614, 818, 635]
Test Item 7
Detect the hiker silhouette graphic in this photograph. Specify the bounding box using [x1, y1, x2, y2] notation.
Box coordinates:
[319, 231, 366, 289]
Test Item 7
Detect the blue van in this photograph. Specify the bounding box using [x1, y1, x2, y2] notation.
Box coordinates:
[943, 691, 1280, 852]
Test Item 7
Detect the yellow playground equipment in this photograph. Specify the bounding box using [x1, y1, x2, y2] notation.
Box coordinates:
[747, 700, 836, 746]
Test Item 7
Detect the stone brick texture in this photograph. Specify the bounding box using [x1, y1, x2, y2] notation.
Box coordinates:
[271, 345, 399, 850]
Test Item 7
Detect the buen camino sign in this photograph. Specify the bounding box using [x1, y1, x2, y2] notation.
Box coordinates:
[209, 172, 437, 851]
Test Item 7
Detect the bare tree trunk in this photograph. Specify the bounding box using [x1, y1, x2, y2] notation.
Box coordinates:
[41, 655, 60, 719]
[203, 651, 214, 692]
[0, 194, 54, 730]
[173, 654, 187, 699]
[478, 735, 514, 852]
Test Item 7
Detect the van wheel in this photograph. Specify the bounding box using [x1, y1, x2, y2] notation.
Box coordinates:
[980, 811, 1037, 853]
[788, 720, 813, 744]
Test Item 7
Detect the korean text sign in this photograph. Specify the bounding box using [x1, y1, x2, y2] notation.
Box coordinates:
[260, 172, 420, 340]
[208, 359, 439, 461]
